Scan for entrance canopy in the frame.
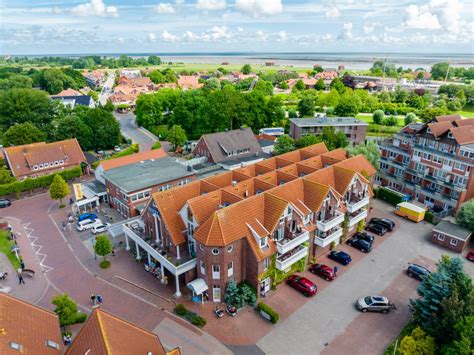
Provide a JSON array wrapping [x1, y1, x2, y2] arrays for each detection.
[[187, 278, 208, 295]]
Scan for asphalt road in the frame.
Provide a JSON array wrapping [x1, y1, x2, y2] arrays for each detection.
[[98, 73, 115, 106], [113, 111, 158, 151]]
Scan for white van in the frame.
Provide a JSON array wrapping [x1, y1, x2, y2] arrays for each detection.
[[77, 219, 103, 232]]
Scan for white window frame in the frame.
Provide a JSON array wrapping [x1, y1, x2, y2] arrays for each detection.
[[213, 285, 221, 302], [212, 264, 220, 279], [449, 238, 458, 246], [437, 234, 445, 241], [259, 237, 267, 249], [227, 261, 233, 277]]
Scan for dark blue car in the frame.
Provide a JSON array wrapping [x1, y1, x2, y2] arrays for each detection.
[[78, 213, 97, 222], [328, 250, 352, 265], [347, 238, 372, 253], [407, 264, 430, 281]]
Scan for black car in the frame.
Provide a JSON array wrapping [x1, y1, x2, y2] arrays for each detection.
[[353, 232, 375, 243], [328, 250, 352, 265], [0, 199, 11, 208], [407, 264, 431, 281], [366, 223, 387, 236], [347, 238, 372, 253], [369, 218, 395, 232]]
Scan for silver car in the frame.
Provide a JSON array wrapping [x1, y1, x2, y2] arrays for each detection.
[[355, 296, 396, 314]]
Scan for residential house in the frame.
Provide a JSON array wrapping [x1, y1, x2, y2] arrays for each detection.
[[51, 94, 95, 109], [192, 127, 266, 169], [54, 88, 82, 96], [315, 70, 338, 81], [110, 76, 155, 107], [122, 143, 376, 299], [119, 69, 141, 78], [2, 139, 86, 180], [83, 70, 105, 88], [0, 293, 62, 354], [178, 75, 204, 90], [104, 156, 196, 218], [66, 308, 180, 355], [377, 115, 474, 217], [255, 133, 277, 154], [431, 219, 471, 253], [290, 117, 368, 145]]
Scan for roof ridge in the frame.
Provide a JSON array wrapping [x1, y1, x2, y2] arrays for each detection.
[[0, 293, 58, 317], [96, 310, 111, 354]]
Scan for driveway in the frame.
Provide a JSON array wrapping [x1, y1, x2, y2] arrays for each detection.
[[257, 200, 474, 354], [113, 111, 158, 151]]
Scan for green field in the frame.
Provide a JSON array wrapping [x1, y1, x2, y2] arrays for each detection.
[[456, 105, 474, 118], [356, 113, 407, 127]]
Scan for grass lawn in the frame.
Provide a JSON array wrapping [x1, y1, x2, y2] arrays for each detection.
[[456, 104, 474, 118], [356, 113, 406, 127], [0, 231, 21, 270], [383, 321, 415, 355]]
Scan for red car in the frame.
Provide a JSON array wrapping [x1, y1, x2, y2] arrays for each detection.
[[467, 250, 474, 262], [309, 264, 336, 281], [286, 275, 318, 297]]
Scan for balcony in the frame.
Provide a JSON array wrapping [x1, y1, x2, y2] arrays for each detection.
[[276, 230, 310, 255], [314, 227, 342, 248], [348, 209, 368, 227], [347, 196, 370, 213], [276, 245, 308, 271], [317, 210, 345, 232]]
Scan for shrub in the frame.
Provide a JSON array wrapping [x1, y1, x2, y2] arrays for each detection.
[[367, 124, 400, 134], [376, 186, 404, 205], [424, 211, 434, 224], [74, 312, 87, 324], [384, 115, 398, 126], [151, 141, 162, 150], [174, 304, 206, 327], [99, 260, 111, 269], [174, 304, 187, 316], [405, 112, 416, 125], [373, 110, 385, 124], [256, 302, 279, 324]]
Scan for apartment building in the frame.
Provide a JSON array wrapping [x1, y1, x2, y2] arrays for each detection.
[[289, 117, 368, 145], [377, 114, 474, 217], [122, 143, 375, 300]]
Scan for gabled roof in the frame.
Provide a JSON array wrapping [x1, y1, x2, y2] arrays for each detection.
[[53, 88, 82, 96], [65, 308, 168, 355], [434, 114, 463, 123], [2, 138, 86, 178], [428, 121, 453, 138], [0, 293, 62, 354], [449, 126, 474, 145], [334, 155, 377, 177], [194, 128, 263, 163], [100, 149, 167, 171]]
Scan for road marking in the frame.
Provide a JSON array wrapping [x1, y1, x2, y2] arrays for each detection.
[[23, 222, 54, 273]]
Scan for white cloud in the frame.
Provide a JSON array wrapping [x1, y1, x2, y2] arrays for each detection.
[[154, 3, 175, 14], [237, 26, 244, 32], [196, 0, 226, 10], [404, 4, 441, 30], [71, 0, 118, 17], [161, 30, 178, 42], [322, 33, 332, 40], [183, 31, 199, 41], [148, 32, 156, 42], [338, 22, 353, 39], [118, 36, 124, 43], [325, 7, 340, 18], [363, 23, 376, 34], [278, 30, 287, 41], [430, 0, 463, 33], [201, 26, 231, 41], [235, 0, 283, 17]]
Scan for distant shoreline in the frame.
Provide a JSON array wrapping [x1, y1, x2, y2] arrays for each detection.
[[5, 52, 473, 70]]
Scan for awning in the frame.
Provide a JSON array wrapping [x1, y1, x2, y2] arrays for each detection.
[[75, 196, 99, 207], [187, 278, 208, 295]]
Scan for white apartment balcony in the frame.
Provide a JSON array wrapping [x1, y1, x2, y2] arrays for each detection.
[[347, 196, 370, 214], [314, 227, 343, 248], [316, 211, 345, 232], [276, 230, 310, 255], [276, 245, 308, 271], [348, 209, 368, 227]]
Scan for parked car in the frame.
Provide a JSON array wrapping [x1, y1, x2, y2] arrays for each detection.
[[77, 219, 102, 232], [353, 232, 375, 243], [370, 218, 395, 232], [366, 223, 387, 236], [78, 213, 97, 222], [0, 286, 12, 294], [356, 296, 395, 314], [407, 264, 431, 281], [114, 145, 121, 152], [347, 238, 372, 253], [92, 223, 110, 235], [286, 275, 318, 297], [0, 198, 11, 208], [467, 251, 474, 262], [328, 250, 352, 265], [309, 264, 336, 281]]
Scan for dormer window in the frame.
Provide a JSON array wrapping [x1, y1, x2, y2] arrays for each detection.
[[259, 237, 267, 248], [39, 164, 44, 169], [33, 165, 38, 171], [427, 128, 431, 133], [448, 132, 453, 138]]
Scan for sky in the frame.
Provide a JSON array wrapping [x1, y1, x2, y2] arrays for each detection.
[[1, 0, 474, 55]]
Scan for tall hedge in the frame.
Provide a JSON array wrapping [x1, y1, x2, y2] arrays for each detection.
[[374, 186, 404, 206], [0, 166, 81, 197]]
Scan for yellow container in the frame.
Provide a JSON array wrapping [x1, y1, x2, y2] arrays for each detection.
[[395, 202, 426, 223]]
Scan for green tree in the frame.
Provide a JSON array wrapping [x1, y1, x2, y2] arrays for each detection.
[[319, 126, 349, 150], [288, 108, 298, 118], [278, 81, 289, 90], [148, 70, 165, 84], [2, 122, 46, 147], [431, 62, 451, 81], [405, 113, 416, 125], [456, 200, 474, 231], [147, 55, 161, 65], [298, 98, 315, 117], [347, 140, 380, 168], [204, 78, 221, 90], [78, 108, 121, 150], [52, 293, 86, 326], [372, 109, 385, 124], [94, 234, 112, 262], [419, 107, 450, 123], [295, 135, 319, 148], [315, 78, 325, 91], [0, 74, 33, 90], [254, 80, 274, 96], [330, 77, 346, 94], [49, 174, 70, 207], [274, 135, 295, 155], [0, 167, 15, 184], [334, 94, 361, 117], [224, 281, 243, 307], [241, 64, 252, 75], [384, 115, 398, 126], [399, 327, 436, 355], [168, 124, 187, 149], [322, 89, 341, 107], [54, 115, 94, 151], [442, 316, 474, 355], [294, 79, 305, 91]]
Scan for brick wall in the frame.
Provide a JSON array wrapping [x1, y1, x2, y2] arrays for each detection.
[[431, 231, 466, 253]]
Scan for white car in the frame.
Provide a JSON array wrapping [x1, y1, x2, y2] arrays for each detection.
[[0, 286, 12, 294], [92, 223, 110, 235], [114, 145, 121, 152], [77, 219, 103, 232]]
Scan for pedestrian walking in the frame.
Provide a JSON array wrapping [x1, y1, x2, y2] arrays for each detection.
[[62, 221, 67, 231], [333, 265, 338, 277], [96, 294, 103, 305], [91, 294, 96, 306], [18, 271, 25, 285], [20, 259, 25, 271], [112, 247, 116, 256]]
